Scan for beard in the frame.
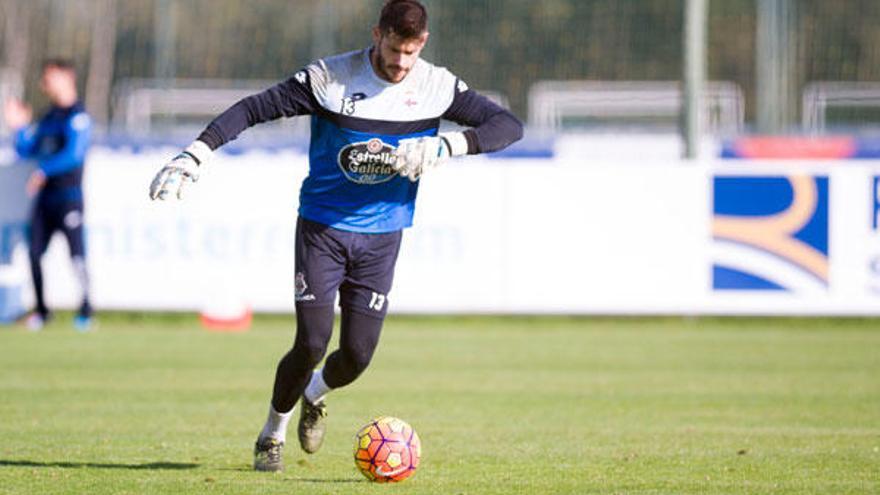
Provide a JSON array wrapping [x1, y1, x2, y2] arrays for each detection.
[[373, 50, 408, 83]]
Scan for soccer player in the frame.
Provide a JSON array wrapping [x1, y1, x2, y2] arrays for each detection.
[[4, 59, 93, 332], [148, 0, 522, 471]]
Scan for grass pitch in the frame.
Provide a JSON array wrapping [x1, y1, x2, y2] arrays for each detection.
[[0, 314, 878, 494]]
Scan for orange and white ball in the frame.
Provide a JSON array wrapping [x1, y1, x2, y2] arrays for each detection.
[[353, 416, 421, 483]]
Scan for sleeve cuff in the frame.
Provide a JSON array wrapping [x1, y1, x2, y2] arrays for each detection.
[[462, 129, 480, 155], [184, 140, 214, 165], [439, 131, 469, 157]]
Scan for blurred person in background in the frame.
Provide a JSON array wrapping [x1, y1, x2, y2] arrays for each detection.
[[3, 59, 94, 332], [148, 0, 522, 471]]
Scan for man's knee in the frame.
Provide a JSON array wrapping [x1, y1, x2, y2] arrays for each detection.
[[278, 338, 326, 379], [339, 339, 376, 374], [320, 306, 385, 389], [293, 340, 328, 368], [323, 347, 371, 389], [290, 303, 335, 367]]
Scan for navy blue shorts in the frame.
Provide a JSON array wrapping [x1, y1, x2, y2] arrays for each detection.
[[30, 199, 86, 259], [294, 217, 402, 317]]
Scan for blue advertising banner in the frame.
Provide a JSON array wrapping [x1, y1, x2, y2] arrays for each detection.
[[712, 175, 829, 292]]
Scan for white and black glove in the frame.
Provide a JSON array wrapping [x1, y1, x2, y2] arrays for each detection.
[[392, 132, 469, 182], [149, 141, 214, 200]]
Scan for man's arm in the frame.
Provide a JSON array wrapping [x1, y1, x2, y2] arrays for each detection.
[[37, 112, 92, 177], [441, 83, 524, 155], [149, 71, 317, 200], [5, 99, 37, 158], [196, 73, 317, 150], [392, 80, 524, 181], [13, 127, 39, 159]]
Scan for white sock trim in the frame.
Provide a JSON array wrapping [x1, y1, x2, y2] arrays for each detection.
[[304, 368, 332, 404], [259, 404, 294, 443]]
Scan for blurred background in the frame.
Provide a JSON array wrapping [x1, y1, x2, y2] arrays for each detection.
[[2, 0, 880, 137], [1, 0, 880, 317]]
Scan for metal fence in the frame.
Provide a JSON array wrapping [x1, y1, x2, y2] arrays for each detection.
[[1, 0, 879, 134]]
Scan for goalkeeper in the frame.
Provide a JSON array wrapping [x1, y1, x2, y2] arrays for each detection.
[[149, 0, 522, 472]]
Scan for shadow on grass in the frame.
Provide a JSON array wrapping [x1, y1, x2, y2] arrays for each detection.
[[288, 477, 366, 484], [219, 467, 366, 483], [0, 459, 199, 470]]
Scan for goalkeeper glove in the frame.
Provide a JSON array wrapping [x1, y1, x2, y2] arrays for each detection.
[[149, 141, 213, 200], [392, 132, 468, 182]]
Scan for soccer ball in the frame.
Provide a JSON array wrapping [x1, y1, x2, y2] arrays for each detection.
[[353, 416, 421, 483]]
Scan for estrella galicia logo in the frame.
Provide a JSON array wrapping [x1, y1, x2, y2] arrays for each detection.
[[337, 138, 398, 185], [712, 175, 829, 292]]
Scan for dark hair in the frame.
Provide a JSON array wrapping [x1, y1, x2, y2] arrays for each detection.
[[378, 0, 427, 39], [42, 58, 76, 75]]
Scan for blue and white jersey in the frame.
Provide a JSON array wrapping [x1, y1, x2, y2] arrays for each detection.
[[198, 47, 523, 233]]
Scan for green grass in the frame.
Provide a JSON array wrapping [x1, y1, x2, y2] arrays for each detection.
[[0, 314, 878, 494]]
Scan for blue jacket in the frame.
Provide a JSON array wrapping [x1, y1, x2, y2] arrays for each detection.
[[14, 102, 92, 203]]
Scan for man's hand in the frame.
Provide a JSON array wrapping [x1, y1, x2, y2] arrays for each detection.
[[392, 132, 468, 182], [25, 170, 46, 197], [149, 141, 213, 200], [4, 99, 32, 131]]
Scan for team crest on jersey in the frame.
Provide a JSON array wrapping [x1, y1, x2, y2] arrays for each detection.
[[295, 272, 315, 301], [337, 138, 398, 185]]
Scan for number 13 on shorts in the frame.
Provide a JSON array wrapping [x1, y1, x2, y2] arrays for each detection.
[[369, 292, 386, 311]]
